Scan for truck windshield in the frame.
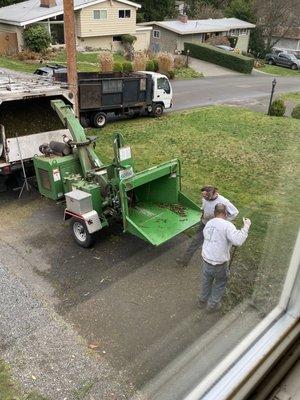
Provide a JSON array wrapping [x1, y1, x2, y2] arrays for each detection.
[[157, 77, 171, 94]]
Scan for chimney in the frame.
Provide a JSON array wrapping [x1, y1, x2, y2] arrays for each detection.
[[178, 14, 188, 23], [40, 0, 56, 7]]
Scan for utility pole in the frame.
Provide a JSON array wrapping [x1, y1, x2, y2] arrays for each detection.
[[63, 0, 79, 116]]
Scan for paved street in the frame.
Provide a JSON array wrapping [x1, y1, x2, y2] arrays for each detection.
[[171, 75, 300, 111]]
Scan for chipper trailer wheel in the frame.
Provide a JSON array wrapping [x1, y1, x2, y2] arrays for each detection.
[[93, 112, 107, 128], [71, 218, 95, 248]]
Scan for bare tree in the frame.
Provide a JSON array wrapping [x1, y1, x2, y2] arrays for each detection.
[[254, 0, 300, 51]]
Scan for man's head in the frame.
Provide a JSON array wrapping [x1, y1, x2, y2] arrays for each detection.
[[214, 203, 227, 219], [201, 186, 218, 201]]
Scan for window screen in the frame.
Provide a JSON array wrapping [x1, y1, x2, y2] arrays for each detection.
[[102, 80, 122, 93], [93, 9, 107, 20]]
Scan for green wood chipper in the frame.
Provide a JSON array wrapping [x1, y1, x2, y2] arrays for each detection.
[[33, 100, 200, 247]]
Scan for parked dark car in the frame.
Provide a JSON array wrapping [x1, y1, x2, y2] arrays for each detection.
[[265, 52, 300, 70]]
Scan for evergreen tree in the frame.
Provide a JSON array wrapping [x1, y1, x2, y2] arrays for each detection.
[[137, 0, 176, 22]]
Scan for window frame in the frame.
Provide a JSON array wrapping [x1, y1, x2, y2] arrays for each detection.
[[183, 230, 300, 400], [118, 9, 131, 19], [153, 29, 160, 39], [92, 9, 108, 20]]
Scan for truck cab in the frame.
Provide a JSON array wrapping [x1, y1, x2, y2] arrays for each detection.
[[141, 71, 173, 112]]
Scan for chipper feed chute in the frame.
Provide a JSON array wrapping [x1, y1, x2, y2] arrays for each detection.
[[119, 160, 201, 246]]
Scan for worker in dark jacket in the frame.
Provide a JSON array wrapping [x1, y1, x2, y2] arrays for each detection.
[[177, 186, 239, 267], [199, 203, 251, 312]]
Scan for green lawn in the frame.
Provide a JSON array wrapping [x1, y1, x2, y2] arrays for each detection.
[[257, 64, 300, 77], [279, 92, 300, 103], [0, 51, 127, 74], [0, 359, 47, 400], [90, 106, 300, 313]]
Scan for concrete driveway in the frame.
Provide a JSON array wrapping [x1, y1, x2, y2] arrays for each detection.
[[189, 57, 241, 77]]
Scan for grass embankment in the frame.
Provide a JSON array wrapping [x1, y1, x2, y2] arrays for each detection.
[[0, 51, 200, 78], [257, 64, 300, 77], [280, 92, 300, 103], [90, 106, 300, 314], [0, 51, 126, 73], [0, 359, 47, 400]]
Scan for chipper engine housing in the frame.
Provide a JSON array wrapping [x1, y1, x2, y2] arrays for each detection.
[[33, 100, 200, 247]]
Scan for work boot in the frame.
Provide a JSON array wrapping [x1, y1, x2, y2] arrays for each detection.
[[176, 258, 187, 267], [206, 303, 222, 313], [198, 299, 207, 309]]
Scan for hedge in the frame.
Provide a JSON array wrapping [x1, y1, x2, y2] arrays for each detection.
[[184, 42, 254, 74]]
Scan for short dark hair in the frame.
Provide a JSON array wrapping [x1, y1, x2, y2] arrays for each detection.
[[214, 203, 227, 216], [201, 185, 218, 193]]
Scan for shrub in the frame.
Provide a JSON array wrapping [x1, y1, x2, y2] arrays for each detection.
[[184, 42, 254, 74], [291, 104, 300, 119], [99, 51, 113, 72], [16, 50, 39, 61], [269, 99, 286, 117], [121, 34, 136, 60], [122, 61, 133, 72], [152, 58, 159, 72], [23, 25, 51, 53], [168, 69, 175, 79], [157, 52, 174, 74], [205, 36, 230, 47], [113, 62, 123, 72], [133, 51, 146, 71], [174, 55, 186, 69], [146, 59, 155, 71]]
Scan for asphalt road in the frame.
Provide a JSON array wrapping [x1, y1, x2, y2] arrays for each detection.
[[171, 74, 300, 111]]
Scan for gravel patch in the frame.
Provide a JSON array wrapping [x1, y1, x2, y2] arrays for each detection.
[[0, 264, 138, 399]]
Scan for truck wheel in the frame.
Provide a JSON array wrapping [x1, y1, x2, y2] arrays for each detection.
[[152, 104, 164, 117], [93, 112, 107, 128], [71, 218, 95, 248], [80, 115, 90, 128], [268, 59, 274, 65], [291, 64, 298, 70]]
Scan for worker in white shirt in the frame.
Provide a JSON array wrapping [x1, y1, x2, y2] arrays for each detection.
[[178, 186, 239, 267], [199, 203, 251, 312]]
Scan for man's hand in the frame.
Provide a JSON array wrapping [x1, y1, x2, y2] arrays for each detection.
[[243, 217, 251, 230]]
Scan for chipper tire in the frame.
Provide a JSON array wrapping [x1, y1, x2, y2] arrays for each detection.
[[93, 112, 107, 128], [71, 218, 95, 248]]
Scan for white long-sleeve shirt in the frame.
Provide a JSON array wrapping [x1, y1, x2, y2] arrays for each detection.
[[202, 194, 239, 225], [202, 217, 249, 265]]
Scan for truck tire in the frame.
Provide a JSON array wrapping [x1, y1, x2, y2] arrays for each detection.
[[80, 115, 90, 128], [93, 112, 107, 128], [71, 218, 95, 248], [291, 64, 298, 70], [268, 59, 274, 65], [152, 103, 164, 117]]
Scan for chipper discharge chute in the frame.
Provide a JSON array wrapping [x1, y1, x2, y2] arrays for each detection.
[[33, 99, 200, 247]]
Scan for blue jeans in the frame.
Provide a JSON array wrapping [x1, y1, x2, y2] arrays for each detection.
[[199, 260, 229, 309], [182, 222, 205, 265]]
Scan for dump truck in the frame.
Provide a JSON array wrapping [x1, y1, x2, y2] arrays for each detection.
[[0, 71, 73, 182], [33, 100, 200, 247], [54, 71, 173, 128]]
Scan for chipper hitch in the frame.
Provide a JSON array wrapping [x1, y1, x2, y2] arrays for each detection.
[[33, 100, 200, 247]]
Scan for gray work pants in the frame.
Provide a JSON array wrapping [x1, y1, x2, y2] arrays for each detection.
[[182, 222, 205, 265], [199, 260, 229, 309]]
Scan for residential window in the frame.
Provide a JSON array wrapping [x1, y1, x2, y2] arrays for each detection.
[[113, 36, 122, 42], [153, 30, 160, 39], [102, 79, 122, 93], [119, 9, 131, 18], [93, 9, 107, 20]]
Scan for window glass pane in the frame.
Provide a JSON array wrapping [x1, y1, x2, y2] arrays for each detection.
[[157, 77, 170, 93], [140, 78, 146, 91], [119, 9, 124, 18], [93, 10, 100, 19]]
